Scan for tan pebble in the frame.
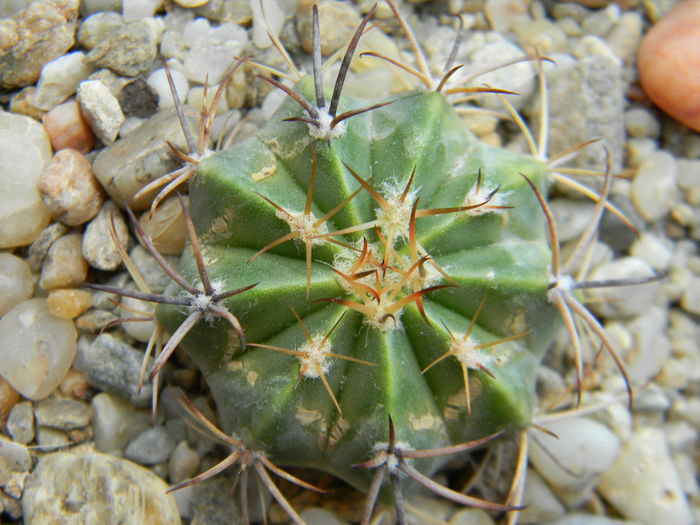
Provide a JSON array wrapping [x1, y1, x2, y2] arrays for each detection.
[[0, 378, 20, 426], [59, 369, 90, 399], [173, 0, 210, 7], [47, 289, 93, 319], [43, 100, 94, 153], [9, 86, 45, 121], [38, 149, 105, 226], [39, 233, 89, 290], [139, 195, 187, 255]]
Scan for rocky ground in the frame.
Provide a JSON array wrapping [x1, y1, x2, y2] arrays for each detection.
[[0, 0, 699, 524]]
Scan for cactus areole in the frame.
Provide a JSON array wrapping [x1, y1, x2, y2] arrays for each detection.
[[157, 76, 559, 491]]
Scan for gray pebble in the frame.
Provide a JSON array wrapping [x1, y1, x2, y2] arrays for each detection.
[[130, 244, 179, 294], [78, 11, 124, 49], [27, 222, 68, 273], [39, 233, 88, 290], [118, 78, 159, 119], [34, 398, 92, 430], [74, 334, 153, 407], [86, 18, 163, 77], [6, 401, 35, 445], [300, 507, 349, 525], [91, 392, 150, 452], [77, 79, 125, 144], [82, 200, 129, 271], [449, 509, 496, 525], [0, 436, 31, 472], [35, 425, 71, 450], [75, 308, 118, 333], [587, 257, 660, 318], [581, 4, 620, 36], [125, 426, 176, 465], [631, 150, 679, 222], [625, 107, 661, 139], [168, 440, 199, 484], [550, 198, 596, 243]]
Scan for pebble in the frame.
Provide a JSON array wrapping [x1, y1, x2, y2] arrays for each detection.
[[91, 392, 150, 452], [74, 334, 153, 407], [8, 86, 45, 121], [80, 0, 123, 16], [59, 369, 90, 399], [120, 294, 157, 343], [47, 288, 93, 319], [34, 398, 92, 431], [39, 233, 89, 290], [624, 307, 671, 385], [449, 508, 496, 525], [0, 0, 79, 89], [38, 148, 105, 226], [77, 11, 124, 50], [22, 451, 181, 524], [631, 150, 679, 222], [27, 222, 68, 272], [77, 79, 126, 144], [176, 0, 210, 7], [0, 254, 34, 317], [518, 468, 565, 524], [125, 426, 176, 465], [545, 515, 642, 525], [625, 107, 661, 139], [629, 232, 673, 272], [92, 108, 199, 210], [296, 0, 361, 55], [680, 274, 700, 316], [33, 52, 94, 111], [484, 0, 530, 32], [81, 201, 129, 271], [637, 0, 700, 132], [168, 440, 199, 484], [0, 299, 77, 400], [0, 378, 20, 427], [598, 427, 693, 525], [146, 65, 190, 111], [118, 78, 159, 119], [0, 111, 52, 249], [586, 257, 659, 318], [86, 18, 163, 77], [130, 245, 180, 293], [139, 197, 188, 256], [300, 507, 349, 525], [6, 402, 34, 445], [182, 18, 248, 84], [550, 199, 597, 243], [0, 436, 31, 472], [250, 0, 284, 50], [606, 11, 643, 65], [75, 309, 119, 333], [0, 1, 30, 18], [42, 99, 95, 153], [122, 0, 162, 22], [529, 417, 620, 498]]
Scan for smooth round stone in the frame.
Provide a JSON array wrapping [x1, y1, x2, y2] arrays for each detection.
[[168, 441, 199, 484], [250, 0, 284, 49], [0, 377, 20, 428], [296, 0, 360, 55], [122, 0, 162, 22], [82, 201, 129, 271], [146, 66, 189, 110], [91, 392, 150, 452], [587, 257, 660, 318], [42, 99, 95, 153], [47, 289, 93, 319], [6, 401, 34, 445], [34, 52, 94, 111], [125, 426, 176, 465], [0, 254, 34, 316], [35, 398, 92, 430], [120, 294, 156, 343], [0, 435, 31, 472], [0, 111, 52, 248], [300, 507, 349, 525], [0, 299, 77, 400], [38, 149, 105, 226], [631, 150, 678, 222], [39, 233, 89, 290], [518, 468, 565, 523], [182, 18, 247, 84], [174, 0, 209, 7], [27, 222, 68, 273], [22, 451, 181, 525]]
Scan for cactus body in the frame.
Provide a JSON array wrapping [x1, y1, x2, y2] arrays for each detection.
[[158, 76, 559, 491]]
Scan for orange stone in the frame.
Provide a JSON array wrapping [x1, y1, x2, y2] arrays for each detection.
[[47, 288, 93, 319], [0, 378, 20, 425], [43, 99, 95, 153], [638, 0, 700, 132]]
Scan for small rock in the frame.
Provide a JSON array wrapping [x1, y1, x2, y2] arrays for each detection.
[[625, 107, 661, 139], [92, 108, 199, 210], [122, 0, 162, 22], [598, 427, 693, 525], [34, 398, 92, 431], [91, 392, 150, 452], [0, 254, 34, 316], [6, 402, 34, 445], [27, 222, 68, 272], [0, 436, 31, 472], [78, 11, 124, 49], [587, 257, 660, 318], [630, 232, 673, 272], [0, 378, 20, 427], [0, 1, 30, 18], [0, 299, 77, 400], [80, 0, 123, 17], [74, 334, 153, 407], [680, 274, 700, 316], [606, 12, 643, 65], [182, 18, 248, 84], [518, 468, 565, 524], [22, 451, 181, 524], [146, 66, 190, 110], [58, 369, 90, 399], [47, 289, 93, 319], [42, 99, 95, 153], [484, 0, 530, 32], [35, 425, 70, 450], [296, 0, 361, 55], [120, 293, 156, 343], [82, 201, 129, 271], [118, 78, 159, 118], [176, 0, 210, 7], [0, 111, 52, 249], [125, 426, 176, 465], [75, 309, 119, 333], [8, 86, 45, 121], [545, 514, 641, 525], [631, 150, 678, 222], [0, 0, 80, 89], [38, 149, 105, 226], [624, 306, 671, 385], [168, 440, 199, 484], [87, 18, 163, 77], [138, 195, 188, 256], [39, 233, 89, 290], [551, 199, 597, 243], [77, 79, 125, 145], [449, 508, 496, 525], [300, 507, 349, 525], [250, 0, 284, 50], [34, 52, 94, 111]]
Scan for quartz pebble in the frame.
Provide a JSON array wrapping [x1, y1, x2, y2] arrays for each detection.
[[182, 18, 248, 84], [625, 306, 671, 384], [120, 294, 156, 343], [42, 99, 95, 153], [631, 150, 678, 222], [250, 0, 284, 50], [78, 11, 124, 49], [47, 289, 93, 319], [122, 0, 162, 22], [8, 86, 45, 121], [139, 195, 188, 255], [34, 52, 94, 111], [518, 468, 566, 524], [449, 509, 496, 525], [77, 79, 125, 144], [168, 440, 199, 484], [587, 257, 659, 318], [129, 245, 178, 292], [598, 427, 693, 525], [82, 201, 129, 271], [0, 254, 34, 316], [125, 426, 176, 465], [22, 451, 181, 525], [6, 402, 34, 445], [300, 507, 349, 525], [38, 148, 104, 226], [0, 0, 80, 89], [39, 233, 89, 290], [27, 222, 68, 272], [59, 369, 90, 399], [0, 378, 20, 428], [0, 299, 77, 400], [0, 111, 52, 248], [74, 334, 153, 407], [146, 66, 190, 110], [91, 392, 150, 452]]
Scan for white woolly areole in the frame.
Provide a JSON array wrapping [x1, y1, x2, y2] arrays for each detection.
[[308, 111, 346, 140], [464, 181, 508, 214], [277, 209, 328, 245], [298, 334, 332, 378], [547, 274, 575, 302], [448, 337, 493, 370], [375, 181, 417, 244]]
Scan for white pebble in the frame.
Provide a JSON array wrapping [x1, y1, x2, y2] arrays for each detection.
[[518, 468, 565, 523], [250, 0, 285, 49], [631, 150, 679, 222], [624, 306, 670, 384], [91, 392, 150, 452], [146, 66, 189, 109], [77, 79, 125, 144], [0, 254, 34, 317], [34, 52, 95, 111], [122, 0, 162, 22], [598, 427, 693, 525], [630, 232, 673, 271], [587, 257, 659, 318], [182, 18, 248, 84], [0, 299, 77, 400]]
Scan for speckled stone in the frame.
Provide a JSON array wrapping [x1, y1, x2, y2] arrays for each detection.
[[81, 201, 129, 271], [34, 398, 92, 430], [77, 79, 125, 144], [22, 451, 181, 525], [39, 233, 89, 290], [6, 401, 34, 445]]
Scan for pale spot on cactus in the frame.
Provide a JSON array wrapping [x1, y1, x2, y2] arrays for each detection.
[[295, 407, 323, 426], [226, 361, 243, 372], [246, 370, 259, 385], [307, 111, 346, 140], [408, 413, 441, 431], [297, 333, 332, 378], [250, 165, 276, 181]]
